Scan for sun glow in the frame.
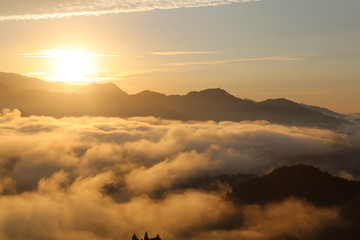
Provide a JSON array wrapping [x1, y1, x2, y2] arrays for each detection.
[[42, 48, 98, 83]]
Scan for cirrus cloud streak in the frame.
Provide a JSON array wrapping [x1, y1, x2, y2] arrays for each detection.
[[165, 56, 305, 67], [0, 0, 260, 21]]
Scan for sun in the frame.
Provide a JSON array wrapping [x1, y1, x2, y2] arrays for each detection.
[[46, 48, 97, 83]]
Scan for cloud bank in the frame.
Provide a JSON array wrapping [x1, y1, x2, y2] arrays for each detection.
[[0, 0, 259, 21], [0, 108, 359, 239]]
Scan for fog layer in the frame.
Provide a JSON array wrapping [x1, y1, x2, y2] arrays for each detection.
[[0, 109, 358, 240]]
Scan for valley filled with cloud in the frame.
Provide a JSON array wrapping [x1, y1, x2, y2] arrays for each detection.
[[1, 0, 360, 238], [1, 108, 359, 240]]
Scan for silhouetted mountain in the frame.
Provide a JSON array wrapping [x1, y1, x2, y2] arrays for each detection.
[[0, 72, 349, 127], [136, 90, 167, 98], [79, 83, 128, 96], [301, 103, 347, 119], [0, 72, 49, 89], [229, 165, 360, 240], [229, 164, 360, 206], [0, 72, 81, 92], [185, 88, 239, 102]]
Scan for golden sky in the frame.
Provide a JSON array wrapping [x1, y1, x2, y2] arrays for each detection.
[[0, 0, 359, 113]]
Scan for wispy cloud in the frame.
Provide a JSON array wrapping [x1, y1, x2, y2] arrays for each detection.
[[165, 56, 305, 67], [87, 68, 183, 81], [22, 48, 122, 58], [286, 90, 331, 96], [148, 51, 220, 56], [0, 0, 259, 21]]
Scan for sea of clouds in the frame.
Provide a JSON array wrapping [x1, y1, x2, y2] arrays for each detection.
[[0, 108, 359, 240]]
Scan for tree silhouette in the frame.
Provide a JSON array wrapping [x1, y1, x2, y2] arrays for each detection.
[[144, 232, 149, 240], [132, 234, 139, 240]]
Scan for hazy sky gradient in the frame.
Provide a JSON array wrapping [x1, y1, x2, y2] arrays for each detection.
[[0, 0, 359, 113]]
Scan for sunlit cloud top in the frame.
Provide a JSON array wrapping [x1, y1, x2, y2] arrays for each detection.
[[0, 0, 259, 21]]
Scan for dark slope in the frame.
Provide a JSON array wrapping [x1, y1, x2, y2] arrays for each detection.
[[0, 72, 81, 92], [301, 103, 346, 118], [229, 165, 360, 240], [0, 72, 49, 89], [229, 164, 360, 206], [0, 73, 347, 127], [79, 83, 128, 96]]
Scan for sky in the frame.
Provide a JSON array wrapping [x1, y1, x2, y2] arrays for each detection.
[[0, 0, 359, 113]]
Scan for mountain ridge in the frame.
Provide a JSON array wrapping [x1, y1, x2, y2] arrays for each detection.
[[229, 164, 360, 206], [228, 165, 360, 240], [0, 72, 349, 127]]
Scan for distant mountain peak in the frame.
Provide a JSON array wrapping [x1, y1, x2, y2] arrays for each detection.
[[80, 83, 127, 95], [187, 88, 230, 95], [186, 88, 240, 101], [259, 98, 298, 106], [269, 164, 328, 177], [136, 90, 167, 98]]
